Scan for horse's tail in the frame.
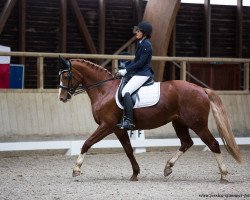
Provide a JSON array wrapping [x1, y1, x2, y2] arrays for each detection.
[[205, 88, 243, 164]]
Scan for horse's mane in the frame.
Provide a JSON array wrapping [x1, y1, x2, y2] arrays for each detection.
[[70, 59, 113, 77]]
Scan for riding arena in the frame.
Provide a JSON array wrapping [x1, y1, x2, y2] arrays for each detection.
[[0, 0, 250, 199]]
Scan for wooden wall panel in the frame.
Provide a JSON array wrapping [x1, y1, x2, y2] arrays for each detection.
[[211, 5, 237, 57], [175, 3, 204, 57], [0, 0, 19, 67], [243, 6, 250, 58], [105, 0, 135, 54], [0, 91, 249, 140], [67, 0, 98, 54], [188, 64, 240, 90], [0, 1, 250, 88], [25, 0, 60, 88], [0, 91, 98, 139]]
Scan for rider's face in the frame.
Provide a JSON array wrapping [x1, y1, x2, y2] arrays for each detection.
[[135, 30, 143, 40]]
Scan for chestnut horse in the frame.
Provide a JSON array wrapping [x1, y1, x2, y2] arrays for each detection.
[[58, 57, 243, 182]]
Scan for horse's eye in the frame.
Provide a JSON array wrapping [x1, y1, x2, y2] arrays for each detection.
[[62, 73, 68, 79]]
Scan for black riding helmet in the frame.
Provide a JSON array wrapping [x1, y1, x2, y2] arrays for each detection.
[[133, 21, 152, 38]]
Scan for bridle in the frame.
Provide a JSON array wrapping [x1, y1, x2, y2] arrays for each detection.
[[58, 62, 118, 96], [58, 67, 83, 96]]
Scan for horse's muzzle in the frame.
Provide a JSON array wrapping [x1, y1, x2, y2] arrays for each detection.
[[60, 97, 68, 103], [60, 93, 72, 103]]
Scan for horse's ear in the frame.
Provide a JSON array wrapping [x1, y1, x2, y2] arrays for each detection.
[[58, 55, 71, 69]]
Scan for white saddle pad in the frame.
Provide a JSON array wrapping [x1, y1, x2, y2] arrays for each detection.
[[115, 82, 160, 109]]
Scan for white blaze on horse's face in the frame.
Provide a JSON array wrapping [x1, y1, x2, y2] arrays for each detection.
[[58, 71, 72, 103], [58, 80, 63, 100]]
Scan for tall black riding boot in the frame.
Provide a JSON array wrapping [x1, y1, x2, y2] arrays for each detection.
[[116, 92, 135, 130]]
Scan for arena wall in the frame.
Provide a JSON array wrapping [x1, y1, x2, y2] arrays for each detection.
[[0, 90, 249, 141]]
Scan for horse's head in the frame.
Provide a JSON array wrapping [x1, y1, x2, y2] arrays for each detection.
[[58, 56, 82, 102]]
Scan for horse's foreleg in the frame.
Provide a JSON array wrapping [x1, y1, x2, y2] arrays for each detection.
[[72, 125, 112, 177], [73, 153, 86, 177], [115, 130, 140, 181]]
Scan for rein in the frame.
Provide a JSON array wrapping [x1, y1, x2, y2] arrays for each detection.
[[74, 77, 117, 95]]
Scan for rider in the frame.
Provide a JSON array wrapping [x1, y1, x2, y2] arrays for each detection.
[[116, 21, 154, 130]]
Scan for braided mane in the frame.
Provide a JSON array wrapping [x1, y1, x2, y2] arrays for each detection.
[[70, 59, 113, 77]]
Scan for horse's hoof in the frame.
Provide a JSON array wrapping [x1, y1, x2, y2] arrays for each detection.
[[72, 170, 81, 177], [129, 176, 138, 181], [164, 167, 172, 177], [220, 178, 229, 183]]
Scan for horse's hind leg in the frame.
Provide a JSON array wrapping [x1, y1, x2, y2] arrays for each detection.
[[195, 126, 228, 182], [164, 120, 193, 177], [114, 130, 140, 181]]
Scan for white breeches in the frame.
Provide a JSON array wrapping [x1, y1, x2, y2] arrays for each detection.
[[122, 75, 150, 97]]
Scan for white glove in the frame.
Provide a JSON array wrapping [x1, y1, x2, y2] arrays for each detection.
[[117, 69, 127, 76]]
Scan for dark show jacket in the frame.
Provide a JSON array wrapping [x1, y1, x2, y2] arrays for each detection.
[[126, 38, 154, 77]]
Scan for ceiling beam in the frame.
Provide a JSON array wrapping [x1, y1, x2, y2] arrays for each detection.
[[98, 0, 105, 54], [69, 0, 97, 54], [236, 0, 243, 58], [169, 24, 176, 80], [19, 0, 26, 64], [143, 0, 181, 81], [133, 0, 143, 24], [0, 0, 17, 34], [204, 0, 211, 57], [60, 0, 67, 53]]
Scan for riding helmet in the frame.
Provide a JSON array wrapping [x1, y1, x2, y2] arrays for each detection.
[[133, 21, 152, 37]]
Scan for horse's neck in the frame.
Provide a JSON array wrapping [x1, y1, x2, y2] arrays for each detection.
[[77, 62, 115, 103], [86, 78, 116, 106]]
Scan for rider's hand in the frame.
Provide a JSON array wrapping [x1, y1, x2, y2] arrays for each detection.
[[117, 69, 127, 76]]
